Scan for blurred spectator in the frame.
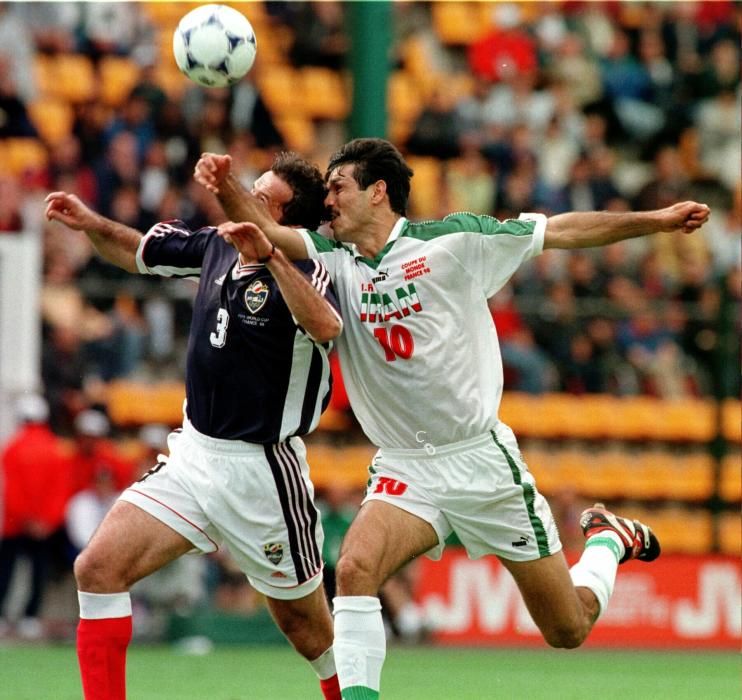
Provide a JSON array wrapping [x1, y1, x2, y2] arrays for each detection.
[[289, 1, 348, 70], [0, 395, 70, 639], [103, 90, 156, 163], [0, 176, 25, 233], [634, 145, 692, 211], [93, 131, 142, 218], [616, 303, 692, 397], [13, 0, 79, 54], [0, 55, 38, 137], [444, 146, 497, 215], [561, 333, 605, 394], [67, 409, 136, 495], [0, 5, 37, 103], [47, 134, 98, 204], [41, 324, 88, 435], [80, 2, 154, 62], [701, 187, 742, 275], [405, 86, 460, 160], [546, 32, 603, 108], [467, 3, 537, 83], [694, 88, 741, 191], [65, 466, 119, 555]]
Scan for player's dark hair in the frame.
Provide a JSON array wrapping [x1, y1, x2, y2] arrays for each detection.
[[271, 151, 328, 230], [326, 138, 413, 216]]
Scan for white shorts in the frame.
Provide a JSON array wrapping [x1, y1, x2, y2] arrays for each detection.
[[364, 422, 561, 562], [120, 420, 324, 600]]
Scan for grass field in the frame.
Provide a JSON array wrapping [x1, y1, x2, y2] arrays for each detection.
[[0, 643, 739, 699]]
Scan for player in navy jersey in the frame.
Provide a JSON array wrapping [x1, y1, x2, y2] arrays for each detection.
[[45, 152, 343, 700], [195, 140, 710, 699]]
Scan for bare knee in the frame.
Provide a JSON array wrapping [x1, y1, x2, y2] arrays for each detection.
[[334, 552, 381, 596], [541, 621, 590, 649], [74, 547, 131, 592]]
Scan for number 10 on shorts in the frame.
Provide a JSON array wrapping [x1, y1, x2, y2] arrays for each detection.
[[373, 324, 414, 361]]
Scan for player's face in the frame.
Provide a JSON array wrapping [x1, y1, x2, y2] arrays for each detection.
[[251, 171, 294, 224], [324, 164, 372, 242]]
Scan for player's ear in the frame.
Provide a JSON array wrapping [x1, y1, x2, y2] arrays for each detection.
[[371, 180, 387, 205]]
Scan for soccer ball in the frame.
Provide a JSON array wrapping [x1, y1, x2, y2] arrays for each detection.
[[173, 4, 257, 88]]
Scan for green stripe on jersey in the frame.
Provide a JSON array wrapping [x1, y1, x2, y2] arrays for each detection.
[[491, 432, 550, 557], [342, 686, 380, 699], [403, 213, 537, 241]]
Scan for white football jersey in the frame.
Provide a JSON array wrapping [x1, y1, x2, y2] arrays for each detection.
[[299, 212, 546, 449]]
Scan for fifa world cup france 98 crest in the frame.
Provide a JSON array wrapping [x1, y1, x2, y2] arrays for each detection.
[[263, 543, 284, 565]]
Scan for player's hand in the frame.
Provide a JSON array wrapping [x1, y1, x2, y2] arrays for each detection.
[[218, 221, 274, 262], [660, 201, 711, 234], [194, 153, 232, 194], [44, 192, 98, 231]]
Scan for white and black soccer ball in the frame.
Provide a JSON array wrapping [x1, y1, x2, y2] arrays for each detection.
[[173, 4, 257, 88]]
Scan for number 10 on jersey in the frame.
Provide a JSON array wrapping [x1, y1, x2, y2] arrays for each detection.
[[373, 324, 414, 361]]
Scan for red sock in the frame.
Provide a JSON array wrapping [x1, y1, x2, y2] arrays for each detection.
[[320, 674, 342, 700], [77, 616, 132, 700]]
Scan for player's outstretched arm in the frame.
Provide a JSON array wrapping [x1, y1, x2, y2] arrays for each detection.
[[543, 201, 711, 250], [219, 222, 341, 343], [194, 153, 310, 260], [44, 192, 142, 273]]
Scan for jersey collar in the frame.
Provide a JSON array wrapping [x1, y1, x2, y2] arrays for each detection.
[[353, 217, 408, 269]]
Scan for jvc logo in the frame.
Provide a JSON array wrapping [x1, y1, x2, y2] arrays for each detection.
[[374, 477, 408, 496]]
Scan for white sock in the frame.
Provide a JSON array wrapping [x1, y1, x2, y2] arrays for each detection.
[[569, 533, 622, 617], [78, 591, 132, 619], [309, 645, 336, 680], [333, 596, 385, 692]]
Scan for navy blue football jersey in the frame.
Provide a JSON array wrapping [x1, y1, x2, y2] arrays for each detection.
[[136, 220, 340, 443]]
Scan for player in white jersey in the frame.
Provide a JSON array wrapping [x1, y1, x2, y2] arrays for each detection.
[[195, 138, 710, 699]]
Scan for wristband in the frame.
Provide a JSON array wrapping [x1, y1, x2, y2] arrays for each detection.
[[257, 244, 275, 264]]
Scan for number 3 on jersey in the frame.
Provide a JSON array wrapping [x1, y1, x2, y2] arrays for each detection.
[[373, 324, 414, 361], [210, 308, 229, 348]]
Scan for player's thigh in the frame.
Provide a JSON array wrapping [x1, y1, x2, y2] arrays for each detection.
[[499, 551, 584, 631], [336, 500, 439, 593], [74, 500, 194, 591]]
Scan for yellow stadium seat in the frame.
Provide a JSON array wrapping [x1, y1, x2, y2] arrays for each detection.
[[722, 399, 741, 443], [719, 452, 741, 503], [388, 70, 424, 124], [53, 54, 97, 103], [718, 511, 741, 556], [27, 99, 74, 145], [98, 56, 142, 107], [634, 506, 712, 555], [657, 398, 716, 442], [3, 138, 49, 176], [305, 443, 376, 489], [275, 115, 315, 154], [431, 2, 489, 45], [405, 155, 443, 219], [255, 64, 304, 117], [299, 67, 350, 121], [107, 380, 185, 427]]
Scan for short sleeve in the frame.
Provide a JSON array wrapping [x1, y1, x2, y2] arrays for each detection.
[[435, 212, 546, 298], [136, 220, 214, 278]]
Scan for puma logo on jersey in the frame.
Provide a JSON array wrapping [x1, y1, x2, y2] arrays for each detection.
[[359, 282, 422, 323]]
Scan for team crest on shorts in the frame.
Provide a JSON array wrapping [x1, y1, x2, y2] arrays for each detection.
[[263, 543, 284, 565], [244, 280, 269, 314]]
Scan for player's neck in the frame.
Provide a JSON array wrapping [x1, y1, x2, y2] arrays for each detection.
[[354, 212, 401, 259]]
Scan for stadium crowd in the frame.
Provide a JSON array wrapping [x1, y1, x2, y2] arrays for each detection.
[[0, 1, 739, 642]]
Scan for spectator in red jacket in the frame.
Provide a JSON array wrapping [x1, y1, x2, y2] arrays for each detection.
[[68, 409, 136, 494], [0, 395, 71, 639]]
